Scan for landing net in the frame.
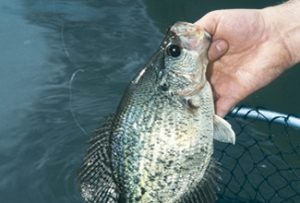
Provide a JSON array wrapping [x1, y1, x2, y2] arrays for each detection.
[[216, 106, 300, 202]]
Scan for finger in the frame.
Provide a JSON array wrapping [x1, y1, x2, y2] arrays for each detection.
[[208, 83, 231, 117], [215, 97, 235, 117], [194, 11, 219, 34], [208, 39, 229, 61]]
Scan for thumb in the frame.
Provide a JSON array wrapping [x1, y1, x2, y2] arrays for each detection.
[[208, 39, 228, 61], [195, 12, 228, 61]]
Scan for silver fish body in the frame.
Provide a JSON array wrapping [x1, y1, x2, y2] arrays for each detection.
[[79, 22, 235, 203]]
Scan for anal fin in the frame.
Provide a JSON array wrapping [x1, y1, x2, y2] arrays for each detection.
[[79, 115, 119, 203]]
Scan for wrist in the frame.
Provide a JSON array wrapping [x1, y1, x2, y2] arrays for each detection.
[[261, 1, 300, 69]]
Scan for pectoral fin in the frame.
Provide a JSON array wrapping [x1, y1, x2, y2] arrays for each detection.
[[213, 115, 236, 144]]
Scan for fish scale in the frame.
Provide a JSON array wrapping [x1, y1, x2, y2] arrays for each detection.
[[110, 82, 214, 202], [79, 22, 235, 203]]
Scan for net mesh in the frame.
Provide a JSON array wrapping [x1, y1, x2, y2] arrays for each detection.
[[216, 106, 300, 203]]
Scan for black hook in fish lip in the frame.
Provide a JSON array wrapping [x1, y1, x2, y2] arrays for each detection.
[[204, 30, 212, 42]]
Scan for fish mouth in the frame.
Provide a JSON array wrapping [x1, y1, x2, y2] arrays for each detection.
[[169, 22, 211, 51]]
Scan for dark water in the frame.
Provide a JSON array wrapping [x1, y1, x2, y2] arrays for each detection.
[[0, 0, 299, 202]]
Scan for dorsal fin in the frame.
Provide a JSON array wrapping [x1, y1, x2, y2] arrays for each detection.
[[79, 115, 119, 203], [179, 158, 221, 203]]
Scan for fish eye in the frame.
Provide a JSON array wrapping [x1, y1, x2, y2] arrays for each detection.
[[167, 44, 181, 58]]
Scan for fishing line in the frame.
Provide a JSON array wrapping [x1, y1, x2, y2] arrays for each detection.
[[69, 69, 89, 136], [60, 22, 89, 136]]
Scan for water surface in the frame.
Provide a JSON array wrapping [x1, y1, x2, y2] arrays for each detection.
[[0, 0, 299, 202]]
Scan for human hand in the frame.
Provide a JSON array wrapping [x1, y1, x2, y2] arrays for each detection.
[[195, 4, 300, 117]]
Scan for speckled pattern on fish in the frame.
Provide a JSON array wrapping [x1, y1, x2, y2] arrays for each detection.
[[79, 22, 235, 203]]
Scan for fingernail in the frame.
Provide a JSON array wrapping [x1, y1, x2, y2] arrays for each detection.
[[215, 40, 227, 53]]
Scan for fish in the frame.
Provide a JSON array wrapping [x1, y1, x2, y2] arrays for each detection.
[[79, 21, 236, 203]]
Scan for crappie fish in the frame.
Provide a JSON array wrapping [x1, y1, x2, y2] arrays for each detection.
[[79, 22, 235, 203]]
